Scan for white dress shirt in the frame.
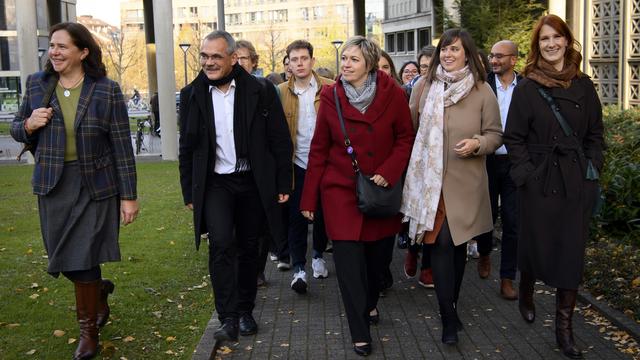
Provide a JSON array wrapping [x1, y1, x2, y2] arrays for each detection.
[[210, 80, 237, 174], [293, 77, 318, 169], [495, 73, 517, 155]]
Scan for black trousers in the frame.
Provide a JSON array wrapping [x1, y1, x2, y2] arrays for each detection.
[[431, 218, 467, 315], [203, 172, 266, 320], [332, 236, 394, 343], [288, 165, 328, 271], [257, 203, 288, 275], [476, 154, 519, 279]]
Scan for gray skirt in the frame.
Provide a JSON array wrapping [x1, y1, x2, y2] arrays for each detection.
[[38, 161, 121, 276]]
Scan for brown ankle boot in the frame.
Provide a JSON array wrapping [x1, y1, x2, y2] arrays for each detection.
[[477, 255, 491, 279], [73, 280, 100, 360], [96, 279, 115, 328], [556, 289, 583, 359], [518, 272, 535, 323]]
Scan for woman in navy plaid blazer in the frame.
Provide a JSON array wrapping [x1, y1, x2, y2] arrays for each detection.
[[10, 22, 138, 360]]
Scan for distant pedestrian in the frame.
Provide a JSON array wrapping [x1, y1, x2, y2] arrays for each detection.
[[377, 50, 401, 85], [504, 14, 604, 359], [401, 28, 502, 346], [11, 22, 138, 360], [301, 36, 414, 357]]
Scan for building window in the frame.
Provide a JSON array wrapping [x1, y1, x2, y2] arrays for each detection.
[[0, 0, 16, 31], [397, 32, 405, 52], [301, 8, 309, 21], [418, 28, 431, 48], [407, 31, 415, 52], [313, 6, 323, 20], [189, 7, 198, 17], [386, 33, 395, 53]]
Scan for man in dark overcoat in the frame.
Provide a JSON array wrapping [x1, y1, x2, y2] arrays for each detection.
[[178, 30, 293, 342]]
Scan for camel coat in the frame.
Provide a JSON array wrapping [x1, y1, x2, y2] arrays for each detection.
[[408, 78, 503, 246]]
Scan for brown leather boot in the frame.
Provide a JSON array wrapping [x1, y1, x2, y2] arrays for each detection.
[[477, 255, 491, 279], [519, 272, 535, 323], [500, 279, 518, 300], [73, 280, 100, 360], [96, 279, 115, 328], [556, 289, 583, 359]]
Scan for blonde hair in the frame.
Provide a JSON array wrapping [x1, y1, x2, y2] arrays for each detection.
[[341, 36, 381, 73]]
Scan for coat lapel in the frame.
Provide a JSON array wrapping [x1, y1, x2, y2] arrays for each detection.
[[74, 76, 96, 130]]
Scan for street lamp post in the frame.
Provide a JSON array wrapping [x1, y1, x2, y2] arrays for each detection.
[[179, 43, 191, 87], [37, 48, 46, 71], [331, 40, 344, 76]]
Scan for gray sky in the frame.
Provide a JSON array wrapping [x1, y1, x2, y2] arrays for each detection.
[[76, 0, 121, 27]]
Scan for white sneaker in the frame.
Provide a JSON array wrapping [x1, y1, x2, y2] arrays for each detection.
[[291, 270, 308, 294], [468, 241, 480, 259], [269, 253, 278, 262], [277, 261, 291, 271], [312, 258, 329, 279]]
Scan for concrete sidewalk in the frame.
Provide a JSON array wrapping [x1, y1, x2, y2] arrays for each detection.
[[193, 242, 634, 359]]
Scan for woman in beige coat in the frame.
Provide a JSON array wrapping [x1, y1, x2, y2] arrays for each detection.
[[401, 28, 502, 345]]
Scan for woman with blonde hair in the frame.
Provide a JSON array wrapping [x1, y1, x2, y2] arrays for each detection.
[[301, 36, 414, 356]]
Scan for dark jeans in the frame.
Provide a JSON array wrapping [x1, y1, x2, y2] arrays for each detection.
[[333, 236, 395, 343], [258, 204, 289, 274], [476, 154, 519, 280], [288, 164, 328, 271], [431, 219, 466, 314], [203, 172, 265, 320]]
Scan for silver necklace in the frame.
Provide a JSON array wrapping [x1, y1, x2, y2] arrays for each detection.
[[59, 75, 84, 97]]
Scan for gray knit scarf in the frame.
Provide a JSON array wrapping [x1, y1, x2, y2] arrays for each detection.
[[340, 72, 377, 113]]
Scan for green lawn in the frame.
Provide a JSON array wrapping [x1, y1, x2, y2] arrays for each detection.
[[0, 122, 10, 135], [0, 162, 213, 359]]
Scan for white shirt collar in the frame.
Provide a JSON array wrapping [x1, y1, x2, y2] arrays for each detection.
[[209, 79, 236, 95]]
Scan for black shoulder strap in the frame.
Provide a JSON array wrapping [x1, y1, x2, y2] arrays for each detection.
[[333, 87, 360, 173], [536, 86, 574, 137]]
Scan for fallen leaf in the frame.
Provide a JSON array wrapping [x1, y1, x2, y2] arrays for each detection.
[[218, 346, 232, 354], [68, 338, 76, 344], [156, 226, 165, 231], [29, 294, 39, 299], [30, 283, 39, 289], [165, 350, 175, 355], [280, 343, 290, 347], [245, 345, 253, 351], [631, 277, 640, 288], [152, 311, 162, 318], [53, 330, 66, 337], [166, 336, 176, 342], [25, 349, 36, 355], [123, 336, 135, 342], [169, 241, 175, 245], [26, 248, 33, 255], [6, 323, 20, 328]]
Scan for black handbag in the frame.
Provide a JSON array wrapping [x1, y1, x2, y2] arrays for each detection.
[[333, 87, 403, 218], [536, 87, 599, 180]]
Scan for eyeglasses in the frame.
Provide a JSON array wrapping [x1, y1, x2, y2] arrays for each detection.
[[403, 69, 418, 74], [199, 53, 226, 63], [488, 53, 515, 60]]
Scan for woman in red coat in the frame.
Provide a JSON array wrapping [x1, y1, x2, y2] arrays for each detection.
[[300, 36, 414, 356]]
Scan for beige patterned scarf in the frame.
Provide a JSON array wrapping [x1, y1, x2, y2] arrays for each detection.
[[400, 65, 475, 243]]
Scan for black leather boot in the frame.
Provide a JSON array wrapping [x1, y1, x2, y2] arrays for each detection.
[[556, 289, 583, 359], [519, 272, 535, 323]]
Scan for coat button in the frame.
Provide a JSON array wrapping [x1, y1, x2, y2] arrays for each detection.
[[367, 125, 373, 133], [553, 161, 558, 166], [552, 136, 558, 140], [572, 158, 577, 163], [350, 127, 356, 133], [552, 189, 558, 194], [575, 104, 580, 108], [367, 151, 374, 157], [534, 176, 540, 181], [573, 132, 578, 136]]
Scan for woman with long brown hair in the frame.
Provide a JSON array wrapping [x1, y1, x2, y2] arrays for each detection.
[[11, 22, 138, 359], [401, 28, 502, 345], [504, 15, 604, 359]]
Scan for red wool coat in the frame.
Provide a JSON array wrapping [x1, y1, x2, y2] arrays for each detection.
[[300, 70, 415, 241]]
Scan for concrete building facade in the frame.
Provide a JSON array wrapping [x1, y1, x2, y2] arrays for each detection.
[[381, 0, 436, 68], [0, 0, 76, 112]]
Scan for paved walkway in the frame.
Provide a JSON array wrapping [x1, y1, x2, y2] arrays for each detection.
[[193, 240, 633, 359]]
